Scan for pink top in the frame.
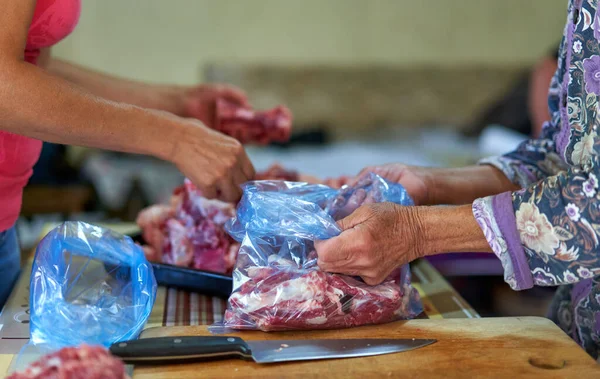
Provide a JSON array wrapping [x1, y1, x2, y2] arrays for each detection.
[[0, 0, 80, 231]]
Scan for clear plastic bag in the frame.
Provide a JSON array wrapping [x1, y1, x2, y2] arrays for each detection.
[[29, 221, 157, 348], [222, 173, 422, 331]]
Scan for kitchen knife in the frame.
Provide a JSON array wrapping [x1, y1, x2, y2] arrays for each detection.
[[109, 336, 436, 364]]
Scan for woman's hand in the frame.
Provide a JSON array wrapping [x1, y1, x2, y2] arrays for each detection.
[[315, 203, 424, 285], [181, 84, 249, 128], [315, 203, 493, 285], [168, 118, 255, 202], [351, 164, 434, 205], [330, 163, 520, 206]]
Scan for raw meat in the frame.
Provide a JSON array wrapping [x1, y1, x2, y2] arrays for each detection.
[[224, 261, 411, 331], [214, 99, 292, 144], [6, 345, 128, 379], [135, 164, 320, 274], [137, 179, 238, 274], [222, 173, 421, 331]]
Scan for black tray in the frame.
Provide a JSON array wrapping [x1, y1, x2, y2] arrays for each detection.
[[128, 232, 233, 298]]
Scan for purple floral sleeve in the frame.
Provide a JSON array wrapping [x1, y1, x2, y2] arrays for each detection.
[[472, 0, 600, 359]]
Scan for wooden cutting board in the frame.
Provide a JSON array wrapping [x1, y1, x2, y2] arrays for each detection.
[[133, 317, 599, 378]]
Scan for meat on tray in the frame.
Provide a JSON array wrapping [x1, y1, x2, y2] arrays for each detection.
[[137, 179, 238, 274], [214, 99, 292, 144], [7, 345, 128, 379], [136, 164, 321, 274]]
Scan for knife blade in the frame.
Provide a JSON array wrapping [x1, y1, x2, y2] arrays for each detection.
[[109, 336, 436, 364]]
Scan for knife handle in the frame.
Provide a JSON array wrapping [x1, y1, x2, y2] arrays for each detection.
[[109, 336, 252, 364]]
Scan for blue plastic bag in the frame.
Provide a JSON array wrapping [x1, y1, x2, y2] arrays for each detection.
[[222, 173, 422, 331], [29, 222, 157, 348]]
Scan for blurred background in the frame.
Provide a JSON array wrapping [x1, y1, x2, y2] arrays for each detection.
[[22, 0, 567, 317]]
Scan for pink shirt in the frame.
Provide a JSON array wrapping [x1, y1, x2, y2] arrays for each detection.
[[0, 0, 80, 231]]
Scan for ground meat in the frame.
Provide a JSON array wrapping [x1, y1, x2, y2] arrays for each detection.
[[6, 345, 128, 379]]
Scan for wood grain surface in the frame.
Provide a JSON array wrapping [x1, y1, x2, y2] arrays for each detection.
[[132, 317, 599, 378]]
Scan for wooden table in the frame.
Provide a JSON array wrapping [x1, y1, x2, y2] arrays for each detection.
[[134, 318, 600, 378], [1, 223, 478, 375]]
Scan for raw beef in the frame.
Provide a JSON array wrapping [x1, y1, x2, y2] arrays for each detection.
[[136, 164, 321, 274], [224, 259, 411, 331], [222, 173, 421, 331], [214, 99, 292, 145], [137, 179, 238, 274], [6, 345, 128, 379]]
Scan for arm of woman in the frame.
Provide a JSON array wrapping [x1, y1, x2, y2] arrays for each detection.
[[0, 0, 254, 201], [317, 154, 600, 289], [46, 57, 188, 115], [351, 164, 520, 206], [45, 57, 248, 127]]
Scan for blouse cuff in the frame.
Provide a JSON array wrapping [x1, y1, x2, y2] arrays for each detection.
[[472, 192, 534, 290], [478, 156, 539, 188]]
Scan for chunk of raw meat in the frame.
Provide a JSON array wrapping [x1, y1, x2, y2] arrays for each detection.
[[136, 165, 322, 274], [136, 204, 174, 262], [214, 99, 292, 145], [6, 345, 128, 379], [223, 266, 410, 331]]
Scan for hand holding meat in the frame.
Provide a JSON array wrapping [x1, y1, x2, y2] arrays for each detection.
[[169, 120, 255, 202], [181, 84, 249, 128], [316, 203, 423, 285]]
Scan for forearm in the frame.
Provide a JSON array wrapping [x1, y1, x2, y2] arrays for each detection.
[[0, 59, 183, 160], [424, 165, 519, 205], [46, 58, 186, 115], [415, 204, 493, 256]]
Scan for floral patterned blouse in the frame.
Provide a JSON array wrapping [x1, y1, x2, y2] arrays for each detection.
[[472, 0, 600, 360]]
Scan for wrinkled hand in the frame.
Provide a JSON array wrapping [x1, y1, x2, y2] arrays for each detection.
[[171, 120, 255, 202], [315, 203, 424, 285], [182, 84, 249, 128], [352, 163, 433, 205]]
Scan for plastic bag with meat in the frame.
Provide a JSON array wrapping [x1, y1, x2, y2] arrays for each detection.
[[222, 173, 422, 331]]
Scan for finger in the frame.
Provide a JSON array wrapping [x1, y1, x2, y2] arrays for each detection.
[[239, 149, 256, 181], [198, 182, 217, 200], [233, 166, 249, 190], [362, 275, 386, 286], [315, 228, 362, 263], [217, 176, 242, 203], [348, 168, 372, 186], [219, 86, 249, 107]]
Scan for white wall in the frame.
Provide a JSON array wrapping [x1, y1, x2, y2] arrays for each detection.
[[53, 0, 567, 85]]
